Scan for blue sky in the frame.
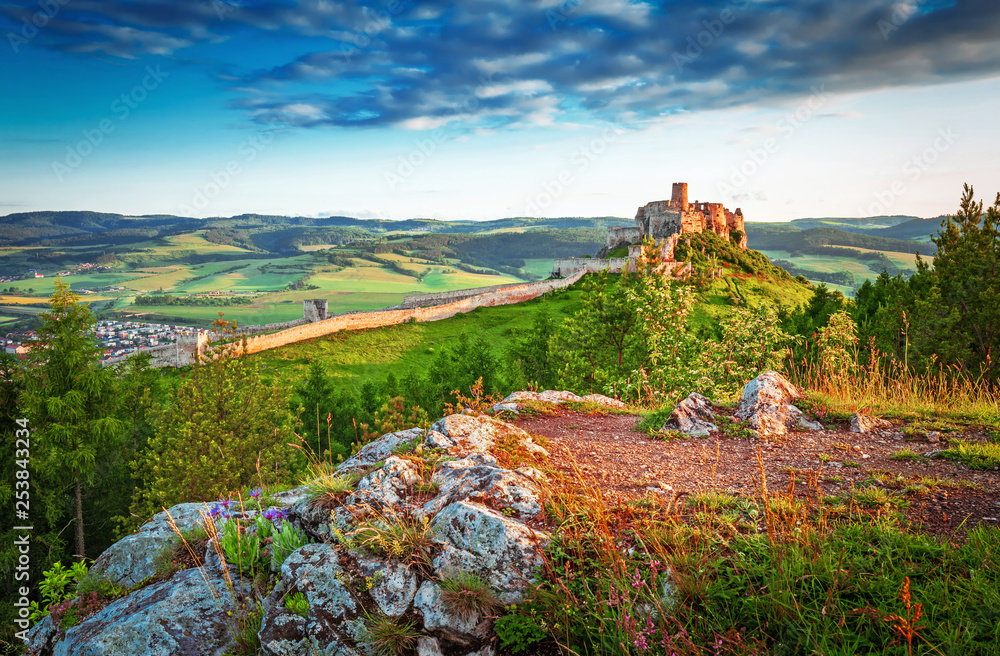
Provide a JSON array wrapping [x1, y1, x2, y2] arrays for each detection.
[[1, 0, 998, 222]]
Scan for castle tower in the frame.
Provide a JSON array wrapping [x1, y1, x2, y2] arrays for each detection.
[[671, 182, 689, 211], [303, 299, 329, 322]]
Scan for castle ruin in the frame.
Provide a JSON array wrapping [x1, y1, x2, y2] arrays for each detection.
[[553, 182, 748, 277], [607, 182, 748, 259]]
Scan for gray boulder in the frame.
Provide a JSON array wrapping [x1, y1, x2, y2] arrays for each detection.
[[258, 543, 357, 656], [432, 501, 548, 603], [663, 392, 717, 436], [420, 454, 543, 520], [736, 371, 822, 438], [28, 567, 250, 656], [87, 502, 208, 589]]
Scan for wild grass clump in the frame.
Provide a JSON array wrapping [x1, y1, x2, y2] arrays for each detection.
[[349, 508, 435, 575], [359, 612, 420, 656], [304, 468, 360, 506], [787, 315, 998, 423], [438, 570, 502, 621], [849, 485, 906, 508], [637, 405, 675, 436], [941, 440, 1000, 470], [890, 448, 925, 462]]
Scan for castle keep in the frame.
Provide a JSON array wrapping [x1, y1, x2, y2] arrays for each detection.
[[553, 182, 748, 277]]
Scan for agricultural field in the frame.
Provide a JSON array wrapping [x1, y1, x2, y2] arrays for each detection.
[[521, 258, 556, 278]]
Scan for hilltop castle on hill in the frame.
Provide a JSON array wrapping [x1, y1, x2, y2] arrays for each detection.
[[552, 182, 748, 277]]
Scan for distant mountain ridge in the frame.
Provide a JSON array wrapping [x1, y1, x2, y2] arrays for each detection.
[[0, 210, 633, 247]]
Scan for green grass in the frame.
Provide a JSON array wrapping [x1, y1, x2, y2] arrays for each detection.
[[941, 441, 1000, 470], [250, 287, 585, 391]]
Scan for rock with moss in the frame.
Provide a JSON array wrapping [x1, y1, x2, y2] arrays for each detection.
[[420, 454, 543, 520], [431, 501, 548, 603], [258, 543, 357, 656], [87, 502, 208, 589], [30, 408, 552, 656]]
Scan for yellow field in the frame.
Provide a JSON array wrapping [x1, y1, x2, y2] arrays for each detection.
[[848, 247, 932, 268]]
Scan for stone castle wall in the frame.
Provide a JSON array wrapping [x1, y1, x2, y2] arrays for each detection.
[[552, 257, 631, 277], [111, 269, 588, 368], [399, 282, 530, 309]]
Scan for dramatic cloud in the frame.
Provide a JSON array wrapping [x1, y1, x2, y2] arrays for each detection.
[[4, 0, 998, 130]]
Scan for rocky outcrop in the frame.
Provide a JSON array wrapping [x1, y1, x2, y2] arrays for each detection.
[[491, 389, 626, 414], [663, 392, 717, 436], [735, 371, 822, 438], [30, 413, 552, 656], [28, 568, 252, 656]]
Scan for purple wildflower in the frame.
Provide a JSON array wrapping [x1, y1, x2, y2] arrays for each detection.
[[248, 487, 262, 499]]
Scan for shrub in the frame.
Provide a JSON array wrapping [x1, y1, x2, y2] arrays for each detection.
[[28, 561, 89, 623], [495, 611, 547, 654]]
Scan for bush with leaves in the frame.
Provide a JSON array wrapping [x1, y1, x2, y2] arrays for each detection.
[[698, 304, 796, 400]]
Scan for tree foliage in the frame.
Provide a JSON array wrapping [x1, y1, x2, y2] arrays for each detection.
[[131, 326, 299, 521]]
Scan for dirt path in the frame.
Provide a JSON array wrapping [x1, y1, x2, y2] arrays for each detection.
[[513, 406, 1000, 540]]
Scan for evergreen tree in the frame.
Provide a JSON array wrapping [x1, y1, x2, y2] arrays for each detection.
[[928, 184, 1000, 375], [19, 278, 125, 561], [131, 327, 299, 520]]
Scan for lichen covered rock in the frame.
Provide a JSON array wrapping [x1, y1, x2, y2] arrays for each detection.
[[29, 568, 250, 656], [432, 501, 547, 603], [31, 408, 553, 656], [87, 502, 208, 589], [664, 392, 717, 436]]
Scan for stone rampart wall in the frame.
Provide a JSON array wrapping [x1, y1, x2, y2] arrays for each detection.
[[400, 281, 528, 308], [114, 269, 588, 367], [235, 270, 586, 358], [552, 257, 631, 277]]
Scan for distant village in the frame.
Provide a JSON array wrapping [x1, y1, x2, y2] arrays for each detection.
[[4, 320, 199, 362]]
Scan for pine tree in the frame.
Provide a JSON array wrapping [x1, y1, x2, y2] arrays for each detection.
[[929, 184, 1000, 375], [131, 325, 299, 520], [19, 277, 125, 560]]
